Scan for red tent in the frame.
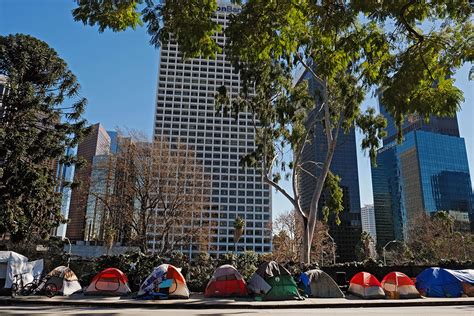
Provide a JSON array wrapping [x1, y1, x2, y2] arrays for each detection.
[[205, 265, 248, 297], [348, 272, 385, 299], [382, 272, 420, 299], [84, 268, 131, 296]]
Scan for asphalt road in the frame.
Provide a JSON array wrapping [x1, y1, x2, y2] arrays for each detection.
[[0, 306, 473, 315]]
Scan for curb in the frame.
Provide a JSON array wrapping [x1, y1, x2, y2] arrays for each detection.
[[1, 297, 473, 309]]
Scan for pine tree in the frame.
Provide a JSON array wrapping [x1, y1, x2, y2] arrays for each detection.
[[0, 34, 89, 242]]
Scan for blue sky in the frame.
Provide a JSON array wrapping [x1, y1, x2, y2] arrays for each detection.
[[2, 0, 473, 218]]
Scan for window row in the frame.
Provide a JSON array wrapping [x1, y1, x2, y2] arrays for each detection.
[[156, 124, 254, 132], [159, 71, 239, 82], [211, 189, 269, 197], [160, 62, 234, 71], [211, 196, 270, 204], [216, 245, 272, 253]]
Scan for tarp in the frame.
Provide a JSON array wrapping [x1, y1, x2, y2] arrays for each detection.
[[205, 264, 247, 297], [0, 251, 29, 289], [84, 268, 131, 296], [248, 261, 302, 301], [6, 254, 43, 290], [138, 264, 189, 299], [302, 269, 345, 298], [348, 271, 385, 299], [381, 272, 420, 299], [448, 269, 474, 284], [416, 268, 474, 298], [39, 266, 82, 296], [247, 273, 271, 294], [256, 261, 290, 279]]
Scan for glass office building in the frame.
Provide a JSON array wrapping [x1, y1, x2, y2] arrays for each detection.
[[376, 89, 460, 145], [372, 130, 474, 246], [54, 147, 76, 238]]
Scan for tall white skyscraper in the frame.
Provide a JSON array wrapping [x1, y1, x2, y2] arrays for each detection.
[[152, 1, 272, 256], [361, 204, 377, 244]]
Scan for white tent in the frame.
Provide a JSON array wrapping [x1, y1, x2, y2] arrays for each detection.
[[39, 266, 82, 296]]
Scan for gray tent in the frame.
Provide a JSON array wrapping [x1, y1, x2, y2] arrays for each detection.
[[302, 269, 345, 298]]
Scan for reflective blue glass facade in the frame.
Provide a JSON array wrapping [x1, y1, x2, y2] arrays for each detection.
[[54, 147, 76, 238], [377, 90, 460, 145], [107, 131, 118, 154], [372, 130, 474, 246]]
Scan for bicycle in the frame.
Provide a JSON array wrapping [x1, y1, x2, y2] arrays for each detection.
[[10, 273, 25, 297], [21, 274, 44, 296], [11, 272, 44, 297]]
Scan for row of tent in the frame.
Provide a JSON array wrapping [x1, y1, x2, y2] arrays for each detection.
[[41, 263, 474, 300], [348, 268, 474, 299], [2, 252, 473, 300]]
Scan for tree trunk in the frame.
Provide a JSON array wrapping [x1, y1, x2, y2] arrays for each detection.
[[303, 137, 338, 264], [301, 217, 310, 263], [140, 209, 147, 253]]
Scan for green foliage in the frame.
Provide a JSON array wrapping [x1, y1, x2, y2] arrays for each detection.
[[72, 0, 143, 32], [144, 0, 221, 57], [432, 210, 455, 233], [321, 172, 343, 225], [233, 216, 245, 245], [186, 252, 215, 292], [233, 216, 245, 229], [217, 252, 237, 267], [356, 107, 387, 166], [0, 34, 88, 242], [235, 251, 258, 280]]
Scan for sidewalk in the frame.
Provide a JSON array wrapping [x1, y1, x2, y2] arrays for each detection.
[[1, 294, 473, 309]]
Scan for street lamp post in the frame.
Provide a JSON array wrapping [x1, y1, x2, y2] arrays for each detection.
[[326, 231, 336, 265], [383, 240, 398, 266], [63, 237, 72, 267]]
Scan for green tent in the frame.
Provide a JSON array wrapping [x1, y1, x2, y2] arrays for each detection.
[[248, 261, 302, 301]]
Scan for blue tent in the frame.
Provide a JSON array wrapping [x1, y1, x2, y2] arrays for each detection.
[[416, 268, 474, 298]]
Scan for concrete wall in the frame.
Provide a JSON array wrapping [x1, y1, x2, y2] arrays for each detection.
[[65, 243, 140, 259]]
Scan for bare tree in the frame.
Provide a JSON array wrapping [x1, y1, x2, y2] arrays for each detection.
[[86, 131, 211, 255], [272, 209, 335, 265], [404, 212, 474, 263], [146, 136, 211, 256], [355, 231, 377, 261]]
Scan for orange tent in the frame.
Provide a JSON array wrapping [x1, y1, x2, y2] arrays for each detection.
[[84, 268, 131, 296], [348, 272, 385, 299], [382, 272, 420, 299], [138, 264, 189, 299]]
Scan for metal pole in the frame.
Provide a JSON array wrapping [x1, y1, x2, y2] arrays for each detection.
[[326, 232, 336, 265], [383, 240, 397, 266], [63, 237, 72, 267]]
